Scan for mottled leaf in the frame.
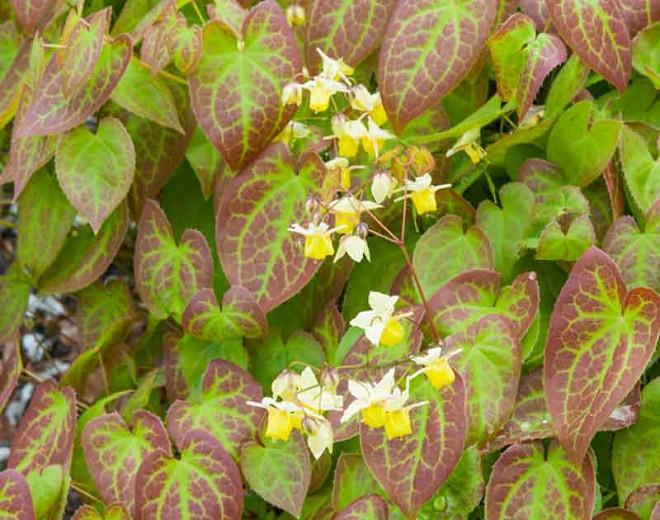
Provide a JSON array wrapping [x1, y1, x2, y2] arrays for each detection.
[[0, 469, 35, 519], [335, 495, 388, 520], [311, 303, 345, 356], [9, 0, 56, 34], [0, 337, 22, 413], [0, 40, 30, 129], [593, 508, 641, 520], [72, 503, 132, 520], [625, 484, 660, 520], [619, 125, 660, 215]]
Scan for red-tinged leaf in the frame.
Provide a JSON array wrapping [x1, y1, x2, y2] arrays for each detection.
[[9, 0, 56, 34], [134, 199, 213, 320], [546, 0, 631, 91], [135, 428, 243, 520], [167, 359, 264, 458], [485, 441, 595, 519], [593, 508, 641, 520], [377, 0, 497, 131], [544, 247, 660, 460], [520, 0, 551, 31], [0, 337, 22, 413], [305, 0, 397, 73], [38, 203, 129, 294], [0, 469, 35, 519], [625, 485, 660, 519], [72, 503, 131, 520], [443, 314, 521, 445], [13, 36, 132, 138], [360, 376, 467, 517], [182, 287, 268, 341], [332, 453, 381, 511], [82, 411, 170, 515], [8, 380, 76, 475], [240, 430, 311, 518], [618, 0, 659, 36], [55, 117, 135, 233], [516, 32, 567, 120], [0, 265, 30, 344], [0, 40, 30, 129], [207, 0, 246, 36], [311, 303, 345, 355], [216, 143, 324, 312], [169, 23, 201, 75], [335, 495, 388, 520], [412, 215, 494, 297], [189, 1, 301, 170]]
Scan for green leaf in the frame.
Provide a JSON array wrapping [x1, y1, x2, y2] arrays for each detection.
[[185, 125, 225, 199], [536, 214, 596, 261], [485, 442, 595, 519], [189, 2, 301, 170], [134, 199, 213, 320], [545, 54, 591, 120], [111, 58, 182, 132], [332, 453, 381, 511], [0, 469, 35, 518], [632, 22, 660, 88], [619, 125, 660, 215], [55, 117, 135, 232], [0, 337, 22, 414], [25, 464, 68, 520], [377, 0, 497, 132], [624, 485, 660, 519], [216, 144, 325, 312], [0, 264, 30, 343], [336, 496, 388, 520], [547, 100, 622, 187], [544, 248, 660, 459], [412, 214, 493, 296], [241, 431, 312, 517], [0, 40, 30, 130]]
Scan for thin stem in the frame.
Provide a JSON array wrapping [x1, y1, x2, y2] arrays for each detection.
[[191, 0, 206, 24], [71, 482, 102, 504]]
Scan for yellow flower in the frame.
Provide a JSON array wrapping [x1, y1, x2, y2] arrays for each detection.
[[396, 174, 451, 216], [361, 117, 394, 159], [411, 346, 458, 391], [317, 48, 353, 82], [350, 85, 388, 125], [266, 407, 303, 441], [289, 222, 342, 260], [331, 115, 367, 158], [383, 409, 412, 440], [379, 318, 404, 347], [325, 157, 351, 190], [349, 291, 410, 346], [329, 195, 381, 235], [302, 76, 349, 113], [361, 404, 385, 428], [446, 127, 486, 165]]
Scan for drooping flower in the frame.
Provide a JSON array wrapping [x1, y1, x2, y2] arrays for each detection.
[[410, 346, 458, 391], [328, 195, 381, 234], [247, 397, 305, 442], [371, 172, 397, 203], [289, 221, 343, 260], [317, 48, 353, 82], [361, 117, 394, 159], [350, 291, 410, 347], [396, 174, 450, 215], [331, 115, 367, 158], [325, 157, 351, 190], [350, 85, 387, 125], [295, 366, 344, 413], [302, 415, 334, 459], [302, 76, 349, 113], [446, 127, 486, 164], [275, 121, 311, 143], [334, 234, 370, 263], [281, 82, 303, 106]]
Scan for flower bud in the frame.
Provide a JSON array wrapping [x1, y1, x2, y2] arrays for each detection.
[[286, 4, 306, 26], [371, 172, 396, 203], [320, 367, 340, 393], [306, 196, 320, 215], [271, 369, 300, 401], [407, 145, 435, 175], [356, 222, 369, 239]]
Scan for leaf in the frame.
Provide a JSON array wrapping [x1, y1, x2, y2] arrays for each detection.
[[544, 247, 660, 460], [189, 1, 301, 170], [335, 495, 389, 520], [216, 143, 324, 312], [111, 58, 182, 132], [536, 214, 596, 261], [0, 337, 22, 413], [546, 0, 631, 91], [0, 469, 35, 519], [72, 503, 131, 520], [632, 22, 660, 88], [305, 0, 397, 73], [485, 441, 595, 519], [0, 40, 30, 130], [412, 215, 494, 297], [9, 0, 56, 34], [625, 485, 660, 519], [55, 117, 135, 232], [545, 54, 591, 120], [8, 380, 76, 475], [17, 169, 77, 281], [547, 100, 622, 187], [443, 314, 521, 445], [619, 125, 660, 215], [82, 410, 170, 515], [516, 32, 567, 120], [593, 508, 642, 520], [182, 287, 268, 341], [37, 203, 129, 293], [475, 183, 535, 280], [241, 431, 312, 518], [360, 376, 467, 517], [167, 359, 264, 458], [332, 453, 381, 511], [134, 199, 213, 320], [13, 36, 132, 138], [207, 0, 246, 35], [185, 126, 225, 199], [135, 428, 243, 520], [311, 303, 345, 356], [25, 464, 69, 520], [0, 264, 30, 343], [377, 0, 497, 132], [612, 378, 660, 503]]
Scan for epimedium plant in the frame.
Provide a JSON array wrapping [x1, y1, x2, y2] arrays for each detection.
[[0, 0, 658, 518]]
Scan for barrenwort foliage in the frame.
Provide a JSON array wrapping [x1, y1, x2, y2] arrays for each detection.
[[0, 0, 659, 518]]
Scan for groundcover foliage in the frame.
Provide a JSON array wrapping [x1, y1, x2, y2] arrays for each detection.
[[0, 0, 659, 518]]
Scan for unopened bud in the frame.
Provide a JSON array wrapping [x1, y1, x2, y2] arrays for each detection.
[[356, 222, 369, 239], [271, 369, 300, 401], [311, 211, 322, 225], [321, 367, 340, 392], [286, 4, 306, 26], [407, 145, 435, 175], [306, 196, 320, 215]]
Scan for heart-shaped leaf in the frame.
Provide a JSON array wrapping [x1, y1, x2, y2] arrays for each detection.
[[305, 0, 397, 73], [167, 359, 264, 458], [216, 143, 324, 312], [55, 117, 135, 232], [72, 503, 131, 520], [485, 441, 595, 519], [412, 215, 494, 297], [135, 428, 243, 520], [335, 495, 388, 520], [593, 508, 641, 520], [8, 380, 76, 476], [189, 1, 301, 170], [360, 375, 467, 517], [332, 453, 381, 511], [546, 0, 631, 91], [377, 0, 496, 131], [0, 469, 35, 519], [547, 100, 622, 187], [0, 337, 22, 413], [134, 199, 213, 320], [536, 214, 596, 261], [544, 247, 660, 459], [619, 125, 660, 215], [0, 264, 30, 343], [544, 54, 591, 119], [182, 286, 268, 341], [82, 411, 170, 515], [241, 430, 311, 518], [625, 484, 660, 519]]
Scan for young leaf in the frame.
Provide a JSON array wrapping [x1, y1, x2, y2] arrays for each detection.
[[240, 430, 312, 518], [485, 442, 595, 519], [377, 0, 497, 131], [305, 0, 397, 73], [135, 428, 243, 520], [82, 411, 170, 515], [544, 247, 660, 460], [9, 0, 56, 34], [632, 22, 660, 87], [619, 125, 660, 215], [546, 0, 631, 91], [335, 495, 388, 520], [536, 214, 596, 261], [360, 376, 467, 517], [72, 503, 131, 520], [0, 469, 35, 519], [134, 199, 213, 320], [189, 1, 301, 170], [167, 359, 264, 458], [8, 380, 76, 475], [0, 264, 30, 343], [216, 144, 325, 312], [25, 463, 69, 519], [0, 337, 22, 414], [55, 117, 135, 232]]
